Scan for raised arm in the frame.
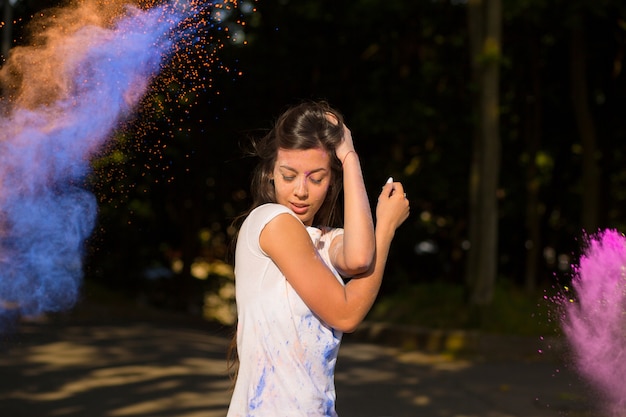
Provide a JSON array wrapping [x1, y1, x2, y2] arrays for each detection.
[[261, 180, 409, 333], [338, 179, 410, 331], [331, 122, 376, 276]]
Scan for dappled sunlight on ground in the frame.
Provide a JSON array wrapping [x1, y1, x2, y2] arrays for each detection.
[[0, 317, 593, 417], [0, 322, 232, 417], [336, 336, 592, 417]]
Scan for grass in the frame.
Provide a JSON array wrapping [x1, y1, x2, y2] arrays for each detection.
[[76, 278, 562, 337], [368, 281, 562, 337]]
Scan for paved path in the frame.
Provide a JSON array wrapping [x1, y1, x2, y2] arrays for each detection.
[[0, 316, 594, 417]]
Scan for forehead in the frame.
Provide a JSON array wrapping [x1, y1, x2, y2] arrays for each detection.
[[275, 148, 331, 171]]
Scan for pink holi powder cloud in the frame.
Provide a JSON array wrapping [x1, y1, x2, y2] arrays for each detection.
[[562, 229, 626, 416]]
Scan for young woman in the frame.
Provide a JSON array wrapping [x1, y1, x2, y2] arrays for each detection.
[[227, 101, 410, 417]]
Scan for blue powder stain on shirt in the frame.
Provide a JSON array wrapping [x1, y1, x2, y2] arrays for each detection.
[[323, 397, 335, 417], [249, 366, 268, 411], [323, 342, 340, 379], [324, 343, 335, 362], [302, 313, 314, 328]]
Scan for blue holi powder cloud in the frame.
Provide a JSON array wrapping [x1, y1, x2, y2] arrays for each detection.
[[0, 0, 220, 319]]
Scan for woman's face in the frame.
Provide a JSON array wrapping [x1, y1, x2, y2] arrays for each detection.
[[271, 147, 332, 226]]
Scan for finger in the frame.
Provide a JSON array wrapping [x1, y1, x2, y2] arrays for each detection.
[[390, 182, 405, 198], [378, 177, 394, 200], [384, 177, 396, 196], [325, 112, 339, 125]]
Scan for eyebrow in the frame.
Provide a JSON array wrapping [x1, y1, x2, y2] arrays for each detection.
[[279, 165, 328, 175]]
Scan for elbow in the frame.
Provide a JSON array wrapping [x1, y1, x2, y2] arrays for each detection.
[[343, 263, 370, 276], [332, 317, 363, 334], [343, 252, 375, 275], [340, 324, 360, 334]]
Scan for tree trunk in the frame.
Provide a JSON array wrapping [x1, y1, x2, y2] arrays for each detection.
[[570, 11, 600, 233], [524, 33, 543, 294], [465, 0, 483, 297], [466, 0, 502, 309], [1, 0, 14, 59]]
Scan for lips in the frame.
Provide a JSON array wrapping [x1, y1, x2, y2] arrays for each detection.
[[290, 202, 309, 215]]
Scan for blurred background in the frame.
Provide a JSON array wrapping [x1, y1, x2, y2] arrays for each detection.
[[3, 0, 625, 336]]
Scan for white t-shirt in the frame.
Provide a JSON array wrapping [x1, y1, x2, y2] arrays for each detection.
[[227, 203, 345, 417]]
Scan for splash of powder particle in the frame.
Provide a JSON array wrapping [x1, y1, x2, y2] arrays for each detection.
[[560, 229, 626, 416], [0, 0, 247, 320]]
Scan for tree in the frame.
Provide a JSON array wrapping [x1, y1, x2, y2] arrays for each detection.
[[1, 0, 15, 58], [466, 0, 502, 310], [569, 7, 600, 232]]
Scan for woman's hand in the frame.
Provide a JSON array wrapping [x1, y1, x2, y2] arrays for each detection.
[[335, 124, 355, 165], [325, 112, 355, 164], [376, 178, 410, 232]]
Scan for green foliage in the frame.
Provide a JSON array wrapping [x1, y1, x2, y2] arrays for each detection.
[[369, 280, 559, 336], [84, 0, 626, 311], [9, 0, 626, 323]]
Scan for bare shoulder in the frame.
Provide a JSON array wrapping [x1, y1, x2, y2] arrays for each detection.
[[260, 213, 312, 256]]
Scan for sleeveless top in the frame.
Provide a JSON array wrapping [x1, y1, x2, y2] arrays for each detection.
[[227, 203, 344, 417]]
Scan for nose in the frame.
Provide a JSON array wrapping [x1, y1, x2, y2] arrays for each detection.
[[294, 177, 308, 199]]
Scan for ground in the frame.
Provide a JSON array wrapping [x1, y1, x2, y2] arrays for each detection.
[[0, 304, 596, 417]]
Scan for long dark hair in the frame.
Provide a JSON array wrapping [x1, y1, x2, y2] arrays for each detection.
[[227, 100, 346, 381], [242, 100, 345, 228]]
